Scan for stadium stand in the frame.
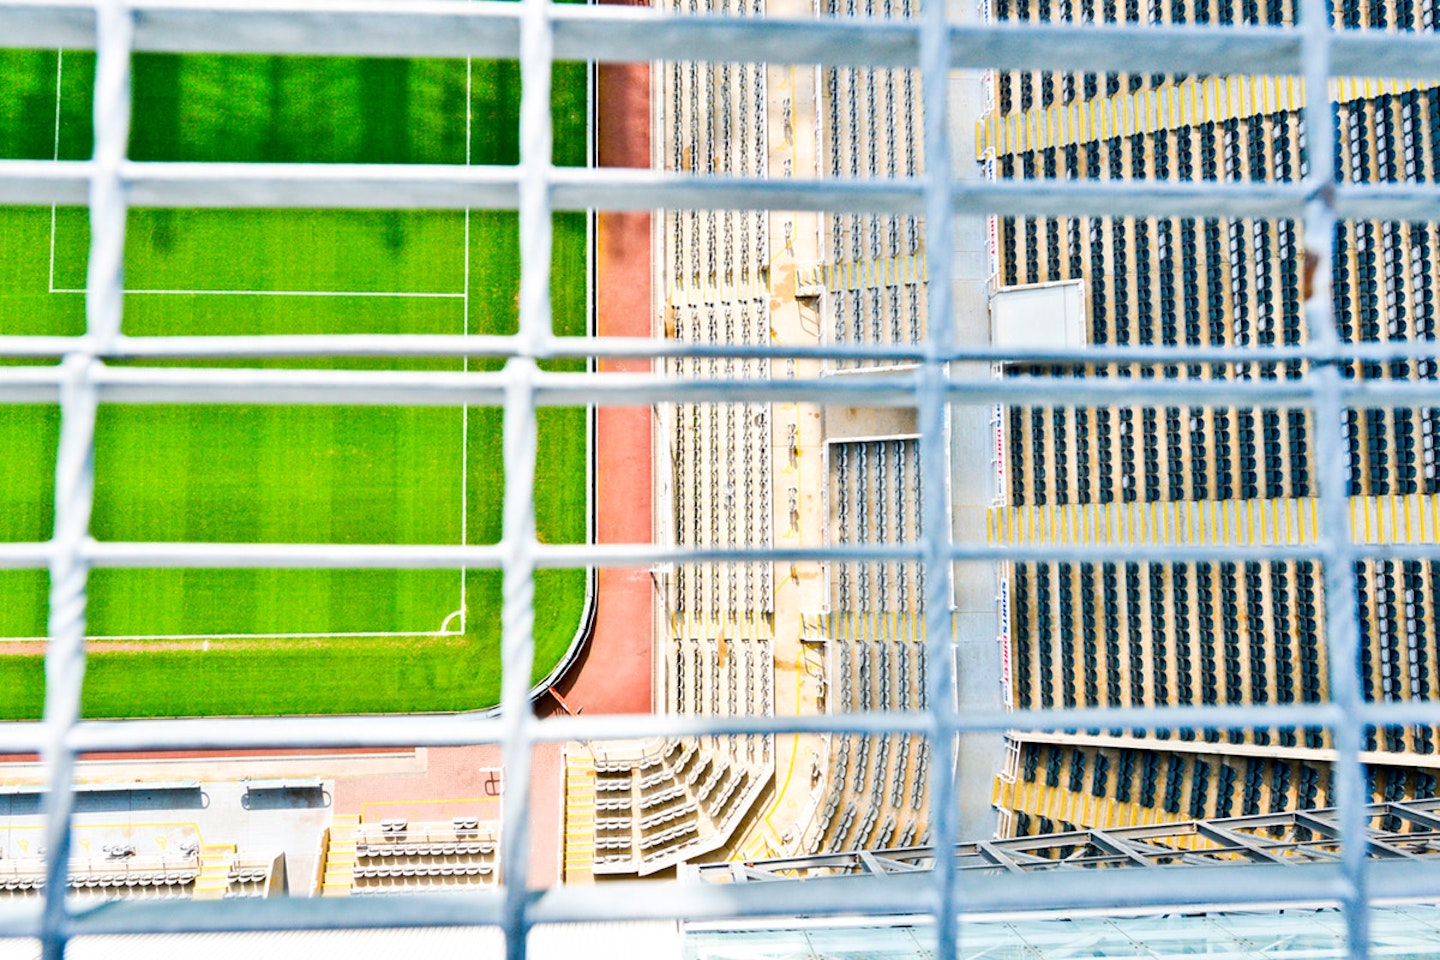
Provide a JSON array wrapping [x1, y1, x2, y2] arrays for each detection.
[[562, 737, 770, 877], [0, 844, 281, 901], [319, 816, 499, 896], [985, 0, 1440, 837], [823, 25, 928, 364], [811, 438, 931, 853], [561, 0, 937, 878]]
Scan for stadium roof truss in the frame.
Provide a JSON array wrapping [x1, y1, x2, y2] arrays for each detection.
[[687, 797, 1440, 884]]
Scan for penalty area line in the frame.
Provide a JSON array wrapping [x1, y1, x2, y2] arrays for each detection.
[[0, 629, 466, 643]]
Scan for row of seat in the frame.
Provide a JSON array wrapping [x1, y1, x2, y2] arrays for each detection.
[[832, 440, 923, 612], [0, 854, 275, 901], [587, 736, 772, 875], [820, 3, 924, 360], [352, 862, 493, 879], [663, 8, 772, 622], [349, 874, 493, 894], [355, 842, 495, 858], [1007, 739, 1440, 838], [1005, 400, 1440, 508], [669, 636, 773, 720], [3, 871, 197, 890], [1012, 556, 1440, 753], [814, 734, 931, 852]]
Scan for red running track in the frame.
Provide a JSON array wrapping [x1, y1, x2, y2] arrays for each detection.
[[539, 28, 655, 719], [529, 20, 656, 884]]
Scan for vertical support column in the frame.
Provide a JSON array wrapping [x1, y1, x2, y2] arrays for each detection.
[[918, 1, 959, 958], [39, 2, 131, 957], [1297, 0, 1369, 956], [504, 0, 553, 952]]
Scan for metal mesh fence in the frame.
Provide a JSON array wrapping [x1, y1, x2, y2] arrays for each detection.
[[2, 0, 1440, 958]]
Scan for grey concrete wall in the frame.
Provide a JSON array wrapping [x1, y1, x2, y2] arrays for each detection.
[[946, 0, 1007, 841]]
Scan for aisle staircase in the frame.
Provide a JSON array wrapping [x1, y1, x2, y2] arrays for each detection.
[[191, 843, 235, 901], [320, 815, 359, 897], [563, 752, 597, 884]]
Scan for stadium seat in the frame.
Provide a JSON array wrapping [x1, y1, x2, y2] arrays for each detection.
[[1138, 752, 1160, 809], [1270, 763, 1293, 814], [1053, 408, 1070, 505], [1059, 563, 1078, 707], [1110, 749, 1135, 804], [1087, 751, 1110, 798], [1148, 565, 1171, 708], [1080, 564, 1101, 708], [1239, 761, 1264, 816]]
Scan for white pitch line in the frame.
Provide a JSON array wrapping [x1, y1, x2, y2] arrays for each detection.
[[48, 48, 63, 294], [0, 629, 465, 643], [49, 287, 464, 298], [33, 58, 477, 644]]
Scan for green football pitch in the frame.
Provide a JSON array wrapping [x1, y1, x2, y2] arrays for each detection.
[[0, 50, 591, 719]]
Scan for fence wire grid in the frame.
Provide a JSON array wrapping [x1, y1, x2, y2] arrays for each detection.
[[0, 0, 1437, 958]]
